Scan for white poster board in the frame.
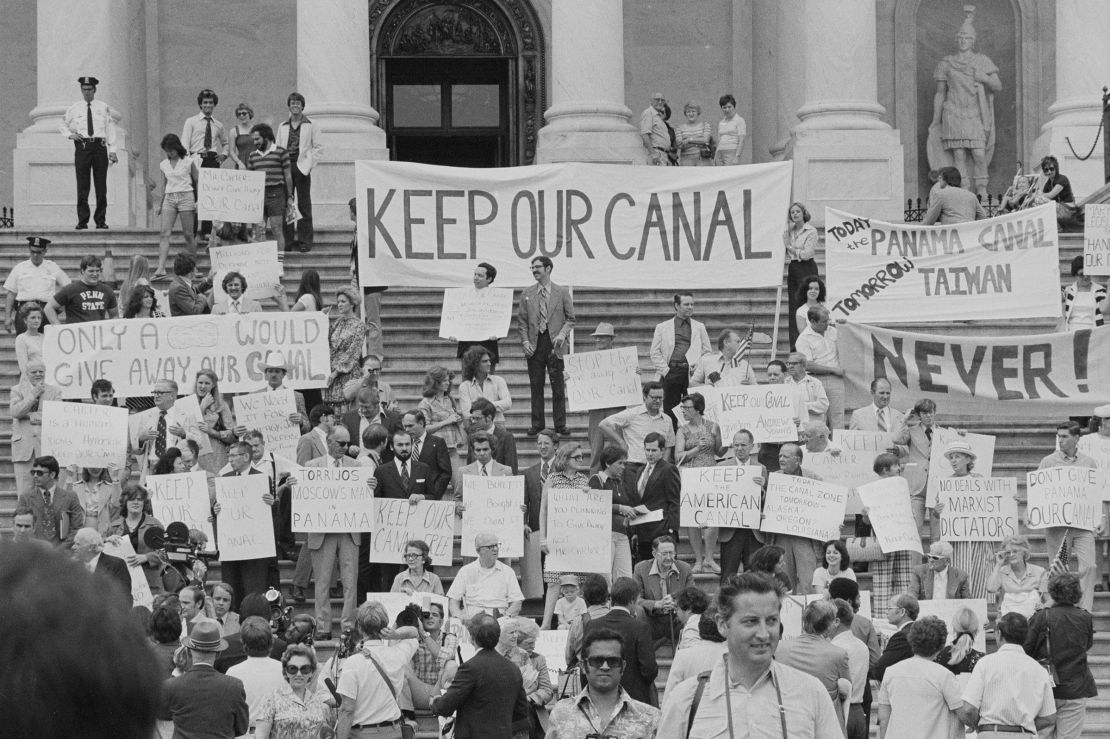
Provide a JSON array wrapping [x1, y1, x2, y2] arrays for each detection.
[[234, 389, 300, 462], [782, 591, 872, 641], [679, 465, 762, 529], [762, 474, 848, 542], [460, 475, 525, 558], [215, 474, 276, 560], [926, 428, 996, 508], [683, 385, 799, 444], [40, 400, 128, 469], [196, 167, 265, 223], [805, 430, 892, 515], [855, 477, 923, 554], [437, 287, 514, 341], [917, 598, 989, 653], [544, 487, 611, 573], [369, 499, 456, 565], [146, 472, 216, 551], [291, 465, 373, 533], [1084, 203, 1110, 276], [565, 347, 642, 412], [1026, 466, 1102, 531], [936, 477, 1020, 541], [535, 629, 569, 682], [101, 537, 155, 609], [210, 241, 283, 302]]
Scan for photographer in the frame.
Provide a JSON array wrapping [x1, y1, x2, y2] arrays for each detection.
[[410, 602, 459, 702]]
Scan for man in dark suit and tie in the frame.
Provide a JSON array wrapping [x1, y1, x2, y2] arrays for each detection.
[[583, 576, 659, 706], [869, 593, 918, 681], [71, 527, 131, 604], [343, 387, 403, 462], [219, 441, 274, 602], [370, 429, 431, 591], [516, 255, 574, 435], [629, 433, 681, 563], [403, 409, 452, 499], [16, 455, 85, 547], [520, 429, 558, 600]]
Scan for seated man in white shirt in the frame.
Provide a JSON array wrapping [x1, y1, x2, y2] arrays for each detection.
[[446, 532, 524, 619]]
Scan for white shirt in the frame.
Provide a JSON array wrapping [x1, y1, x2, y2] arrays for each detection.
[[785, 374, 829, 423], [3, 259, 70, 302], [831, 630, 870, 704], [59, 98, 118, 153], [796, 325, 840, 370], [85, 553, 101, 573], [933, 568, 949, 600], [876, 656, 964, 739], [336, 640, 420, 725], [226, 657, 285, 729], [446, 559, 524, 614], [160, 156, 195, 193], [961, 644, 1056, 732]]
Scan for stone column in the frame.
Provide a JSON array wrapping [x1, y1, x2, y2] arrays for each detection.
[[296, 0, 388, 226], [1035, 0, 1110, 198], [14, 0, 141, 227], [536, 0, 645, 163], [784, 0, 903, 224]]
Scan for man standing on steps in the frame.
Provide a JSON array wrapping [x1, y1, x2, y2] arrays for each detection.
[[182, 89, 227, 243], [45, 255, 117, 324], [759, 359, 801, 474], [795, 305, 844, 432], [649, 292, 712, 430], [716, 428, 766, 581], [465, 398, 519, 473], [219, 442, 275, 607], [784, 352, 829, 427], [517, 256, 574, 436], [521, 429, 558, 600], [772, 443, 823, 593], [849, 377, 905, 433], [581, 323, 641, 472], [60, 76, 118, 230], [4, 236, 70, 334]]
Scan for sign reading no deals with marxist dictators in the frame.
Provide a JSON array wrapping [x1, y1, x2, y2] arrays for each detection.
[[838, 322, 1110, 418], [544, 487, 611, 574], [40, 400, 128, 469], [936, 477, 1020, 541], [438, 286, 514, 342], [855, 476, 923, 555], [291, 465, 373, 533], [679, 466, 762, 529], [216, 474, 276, 560], [196, 167, 265, 223], [824, 204, 1060, 323], [460, 475, 526, 558], [354, 160, 793, 289], [1084, 203, 1110, 276], [677, 384, 798, 444], [566, 347, 642, 412], [210, 241, 283, 303], [761, 473, 848, 542], [234, 389, 300, 462], [1026, 466, 1103, 531], [146, 472, 216, 551], [43, 313, 331, 399], [369, 499, 456, 566]]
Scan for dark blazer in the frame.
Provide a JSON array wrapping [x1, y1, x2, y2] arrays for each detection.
[[909, 563, 971, 600], [16, 485, 85, 546], [168, 275, 211, 316], [342, 409, 404, 461], [94, 552, 132, 604], [629, 459, 681, 542], [413, 432, 452, 499], [431, 647, 530, 739], [158, 663, 249, 737], [374, 457, 430, 500], [522, 461, 545, 531], [632, 558, 693, 614], [583, 608, 659, 705], [869, 621, 914, 681], [465, 424, 518, 474]]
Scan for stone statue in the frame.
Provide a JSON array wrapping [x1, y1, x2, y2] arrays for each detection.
[[928, 5, 1001, 200]]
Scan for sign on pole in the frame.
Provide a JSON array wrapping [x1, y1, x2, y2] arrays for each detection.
[[565, 347, 642, 412], [855, 476, 923, 554], [544, 487, 611, 573], [197, 168, 265, 223], [438, 287, 514, 341], [936, 477, 1019, 541], [1026, 466, 1102, 531], [369, 499, 456, 565], [460, 475, 525, 558], [761, 473, 848, 542], [1084, 203, 1110, 276], [40, 400, 128, 469], [234, 390, 300, 463], [679, 465, 762, 529], [215, 474, 275, 560], [291, 466, 373, 533], [146, 472, 215, 550]]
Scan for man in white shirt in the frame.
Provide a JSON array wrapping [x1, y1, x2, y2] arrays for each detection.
[[4, 236, 70, 333], [59, 76, 118, 230], [130, 380, 204, 473], [599, 381, 676, 496], [691, 328, 758, 387], [639, 92, 672, 166], [830, 598, 871, 739], [795, 307, 843, 430], [909, 541, 971, 601], [226, 616, 284, 732], [785, 352, 830, 426], [849, 377, 905, 433], [452, 261, 504, 369], [447, 532, 524, 619]]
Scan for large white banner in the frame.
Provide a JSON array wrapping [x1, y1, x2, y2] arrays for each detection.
[[926, 428, 995, 507], [544, 487, 611, 573], [438, 287, 514, 341], [1085, 203, 1110, 276], [565, 347, 642, 412], [210, 241, 283, 303], [824, 205, 1060, 322], [460, 475, 525, 558], [234, 390, 300, 462], [355, 160, 793, 289], [855, 477, 923, 554], [679, 465, 762, 528], [369, 499, 456, 565], [839, 323, 1110, 417], [1026, 466, 1103, 531], [146, 472, 215, 551], [44, 313, 330, 398], [197, 167, 265, 223], [291, 465, 373, 533], [40, 400, 128, 469], [936, 477, 1020, 541], [762, 473, 848, 542]]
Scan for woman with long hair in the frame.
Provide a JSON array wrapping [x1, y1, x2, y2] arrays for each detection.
[[935, 606, 983, 675], [322, 287, 367, 414], [794, 276, 827, 336], [457, 346, 512, 425], [124, 284, 166, 319], [225, 102, 256, 242], [194, 369, 236, 475], [588, 445, 639, 582], [118, 254, 151, 317], [291, 268, 323, 312], [107, 483, 165, 595], [14, 303, 44, 377], [153, 133, 198, 280], [417, 366, 466, 473]]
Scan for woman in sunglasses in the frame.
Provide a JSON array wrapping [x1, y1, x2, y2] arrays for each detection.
[[538, 443, 592, 630], [255, 644, 333, 738]]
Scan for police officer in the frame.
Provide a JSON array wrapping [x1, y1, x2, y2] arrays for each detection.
[[59, 76, 118, 229]]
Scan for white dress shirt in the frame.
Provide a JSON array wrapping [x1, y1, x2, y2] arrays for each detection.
[[59, 99, 118, 154]]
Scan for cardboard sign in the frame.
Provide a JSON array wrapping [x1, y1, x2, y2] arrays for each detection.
[[197, 167, 265, 223], [1078, 434, 1110, 501], [936, 477, 1020, 541], [917, 598, 989, 653], [235, 390, 300, 465], [685, 384, 799, 444], [855, 476, 923, 555], [40, 400, 128, 469], [146, 472, 215, 551], [438, 287, 514, 341], [369, 499, 456, 565], [544, 487, 611, 573], [565, 347, 642, 412], [460, 475, 525, 558], [1084, 203, 1110, 276], [1026, 466, 1103, 531], [291, 465, 373, 533], [804, 430, 893, 515], [926, 428, 996, 508], [782, 591, 872, 641], [101, 537, 154, 609], [679, 465, 762, 528], [762, 473, 848, 542], [210, 241, 283, 302], [215, 474, 275, 560]]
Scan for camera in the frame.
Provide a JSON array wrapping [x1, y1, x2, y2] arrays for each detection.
[[394, 602, 425, 629], [143, 522, 220, 589]]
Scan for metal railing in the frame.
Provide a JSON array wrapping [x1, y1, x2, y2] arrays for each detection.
[[0, 207, 13, 228], [904, 194, 1005, 222]]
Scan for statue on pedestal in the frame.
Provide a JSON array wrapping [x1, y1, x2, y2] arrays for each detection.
[[928, 5, 1001, 200]]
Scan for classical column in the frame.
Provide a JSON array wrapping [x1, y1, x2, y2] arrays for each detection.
[[1035, 0, 1110, 198], [14, 0, 141, 227], [784, 0, 903, 224], [296, 0, 388, 226], [536, 0, 644, 163]]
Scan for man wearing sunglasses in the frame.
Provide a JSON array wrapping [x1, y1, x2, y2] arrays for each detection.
[[547, 628, 661, 738], [16, 454, 84, 546]]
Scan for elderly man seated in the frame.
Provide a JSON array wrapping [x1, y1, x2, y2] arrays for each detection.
[[910, 541, 971, 600], [446, 532, 524, 619]]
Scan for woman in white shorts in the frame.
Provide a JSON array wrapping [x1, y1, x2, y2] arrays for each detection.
[[153, 133, 198, 279]]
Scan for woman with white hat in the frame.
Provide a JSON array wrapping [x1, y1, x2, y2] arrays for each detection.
[[934, 438, 993, 598]]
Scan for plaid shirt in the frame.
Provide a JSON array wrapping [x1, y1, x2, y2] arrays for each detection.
[[547, 687, 659, 739], [412, 630, 459, 686]]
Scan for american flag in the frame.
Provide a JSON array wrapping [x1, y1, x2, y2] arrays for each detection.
[[730, 326, 753, 368], [1050, 535, 1071, 576]]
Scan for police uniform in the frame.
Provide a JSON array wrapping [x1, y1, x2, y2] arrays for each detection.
[[3, 237, 68, 333], [59, 76, 118, 229]]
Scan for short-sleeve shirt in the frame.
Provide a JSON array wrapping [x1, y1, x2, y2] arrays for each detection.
[[54, 280, 117, 323], [336, 641, 420, 725], [446, 560, 525, 614], [604, 406, 676, 463], [876, 656, 964, 739], [4, 259, 70, 302]]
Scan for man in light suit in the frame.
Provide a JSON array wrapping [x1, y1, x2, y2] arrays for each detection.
[[304, 426, 366, 638], [276, 92, 323, 252], [220, 442, 274, 604], [403, 409, 452, 499], [71, 527, 132, 605], [9, 361, 62, 497], [849, 377, 905, 433], [452, 432, 514, 507], [909, 541, 971, 600], [516, 255, 574, 435], [17, 455, 84, 546], [649, 292, 712, 429], [295, 404, 334, 465], [892, 398, 937, 532], [232, 351, 310, 436]]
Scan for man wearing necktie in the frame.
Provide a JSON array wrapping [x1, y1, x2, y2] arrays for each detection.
[[181, 89, 227, 242], [849, 378, 905, 433], [60, 76, 118, 230], [628, 433, 680, 563], [369, 430, 431, 592], [517, 256, 575, 436], [218, 442, 273, 609], [892, 399, 938, 534], [15, 455, 84, 547], [212, 271, 263, 315]]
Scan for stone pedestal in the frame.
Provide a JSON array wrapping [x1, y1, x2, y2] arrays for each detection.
[[784, 0, 903, 224], [536, 0, 644, 164], [297, 0, 389, 227], [13, 0, 143, 228], [1034, 0, 1110, 198]]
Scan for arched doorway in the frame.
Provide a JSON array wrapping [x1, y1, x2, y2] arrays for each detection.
[[369, 0, 546, 167]]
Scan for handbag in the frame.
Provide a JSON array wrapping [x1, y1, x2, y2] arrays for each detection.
[[698, 144, 713, 159], [844, 536, 884, 563], [159, 564, 187, 593], [365, 650, 416, 739], [1037, 619, 1060, 687]]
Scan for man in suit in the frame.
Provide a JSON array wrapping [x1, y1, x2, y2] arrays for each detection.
[[465, 397, 519, 473], [633, 535, 692, 647], [220, 442, 275, 602], [892, 399, 937, 532], [296, 404, 334, 465], [16, 455, 84, 547], [303, 426, 366, 638], [583, 576, 659, 705], [520, 429, 558, 600], [9, 362, 63, 497], [849, 377, 904, 433], [869, 593, 918, 681], [774, 600, 852, 729], [453, 432, 514, 506], [241, 429, 297, 563], [130, 378, 206, 473], [430, 613, 530, 738], [343, 386, 403, 462], [517, 255, 574, 435], [71, 527, 131, 604], [649, 292, 712, 429], [159, 621, 249, 737], [355, 423, 390, 602], [370, 429, 431, 591], [772, 443, 824, 594], [403, 409, 452, 499], [232, 351, 309, 437], [167, 253, 212, 316], [629, 433, 681, 563], [909, 541, 970, 600]]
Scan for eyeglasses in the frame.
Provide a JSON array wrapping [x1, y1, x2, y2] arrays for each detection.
[[236, 111, 250, 116], [403, 553, 423, 559], [30, 470, 49, 476], [585, 656, 622, 669], [152, 390, 174, 396], [569, 453, 585, 460], [924, 554, 946, 562], [478, 544, 500, 551], [284, 664, 314, 676]]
